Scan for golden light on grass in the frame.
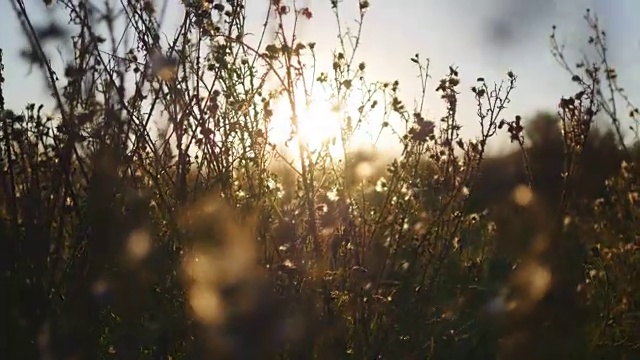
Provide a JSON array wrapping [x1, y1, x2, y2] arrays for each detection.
[[524, 262, 552, 302], [512, 261, 553, 309], [512, 185, 534, 206], [355, 161, 374, 179], [188, 283, 224, 325], [126, 228, 152, 262], [183, 251, 219, 285], [178, 195, 262, 326]]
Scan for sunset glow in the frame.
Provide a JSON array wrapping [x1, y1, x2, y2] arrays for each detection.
[[267, 82, 385, 162]]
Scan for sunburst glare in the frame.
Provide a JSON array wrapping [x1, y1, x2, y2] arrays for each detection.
[[267, 81, 387, 164]]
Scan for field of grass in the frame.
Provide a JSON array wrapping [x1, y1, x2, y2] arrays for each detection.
[[1, 1, 640, 359]]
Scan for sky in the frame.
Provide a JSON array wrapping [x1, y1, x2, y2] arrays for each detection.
[[1, 0, 639, 153]]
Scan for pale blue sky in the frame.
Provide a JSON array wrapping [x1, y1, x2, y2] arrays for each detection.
[[1, 0, 639, 151]]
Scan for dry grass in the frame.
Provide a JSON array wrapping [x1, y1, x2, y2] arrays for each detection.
[[1, 1, 640, 359]]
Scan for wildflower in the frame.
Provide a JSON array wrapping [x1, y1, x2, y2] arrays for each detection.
[[278, 5, 289, 15], [409, 119, 435, 142], [300, 7, 313, 19]]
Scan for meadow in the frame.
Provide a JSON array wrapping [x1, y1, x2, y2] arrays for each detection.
[[1, 1, 639, 359]]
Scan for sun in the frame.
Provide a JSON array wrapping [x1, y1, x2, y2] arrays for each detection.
[[268, 92, 341, 155], [267, 83, 382, 163]]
